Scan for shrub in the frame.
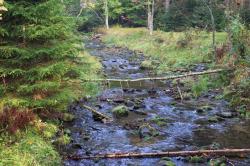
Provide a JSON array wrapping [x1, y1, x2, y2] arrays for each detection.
[[0, 108, 35, 134], [192, 76, 209, 98]]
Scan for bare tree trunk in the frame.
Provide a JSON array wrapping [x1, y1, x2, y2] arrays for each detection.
[[203, 0, 216, 59], [147, 0, 154, 35], [104, 0, 109, 29], [151, 0, 154, 35], [238, 0, 245, 8], [225, 1, 233, 52], [147, 0, 150, 29], [165, 0, 170, 11]]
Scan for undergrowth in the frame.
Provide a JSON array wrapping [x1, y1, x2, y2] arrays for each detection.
[[0, 49, 101, 166]]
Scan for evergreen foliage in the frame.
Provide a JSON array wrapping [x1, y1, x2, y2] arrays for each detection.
[[0, 0, 83, 112], [155, 0, 227, 31]]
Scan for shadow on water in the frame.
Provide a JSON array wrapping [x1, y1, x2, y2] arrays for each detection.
[[63, 38, 250, 166]]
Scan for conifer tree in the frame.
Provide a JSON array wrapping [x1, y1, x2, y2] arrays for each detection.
[[0, 0, 83, 112]]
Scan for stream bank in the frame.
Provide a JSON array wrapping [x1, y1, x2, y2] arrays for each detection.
[[62, 36, 250, 166]]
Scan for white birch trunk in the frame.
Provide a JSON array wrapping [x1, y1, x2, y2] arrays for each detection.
[[104, 0, 109, 29], [147, 0, 154, 35], [165, 0, 170, 11]]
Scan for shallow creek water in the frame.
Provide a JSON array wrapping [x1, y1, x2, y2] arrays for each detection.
[[63, 38, 250, 166]]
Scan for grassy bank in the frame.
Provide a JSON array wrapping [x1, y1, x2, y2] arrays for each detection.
[[0, 127, 61, 166], [102, 27, 227, 74], [0, 51, 101, 166]]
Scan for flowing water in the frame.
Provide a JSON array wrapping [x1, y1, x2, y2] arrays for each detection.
[[63, 37, 250, 166]]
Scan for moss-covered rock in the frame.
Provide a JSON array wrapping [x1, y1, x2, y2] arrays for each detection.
[[63, 113, 75, 122], [140, 60, 154, 70], [201, 105, 213, 111], [196, 105, 213, 113], [209, 157, 227, 166], [159, 157, 176, 166], [112, 105, 129, 118], [139, 124, 159, 139], [150, 116, 169, 126], [187, 156, 205, 163], [208, 116, 222, 123]]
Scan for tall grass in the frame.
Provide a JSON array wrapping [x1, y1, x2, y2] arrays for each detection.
[[0, 128, 61, 166]]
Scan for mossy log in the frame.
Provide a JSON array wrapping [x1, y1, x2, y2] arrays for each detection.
[[67, 149, 250, 160]]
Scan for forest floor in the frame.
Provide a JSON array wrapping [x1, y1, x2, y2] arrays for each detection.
[[62, 31, 250, 166]]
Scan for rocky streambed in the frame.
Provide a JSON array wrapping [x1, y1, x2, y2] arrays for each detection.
[[62, 36, 250, 166]]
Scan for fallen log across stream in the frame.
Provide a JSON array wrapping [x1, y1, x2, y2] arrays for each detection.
[[81, 104, 113, 121], [80, 69, 229, 82], [67, 149, 250, 160]]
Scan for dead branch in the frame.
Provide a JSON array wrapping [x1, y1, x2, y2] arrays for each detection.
[[177, 85, 183, 101], [176, 79, 183, 101], [81, 104, 112, 121], [67, 149, 250, 160], [81, 69, 228, 82]]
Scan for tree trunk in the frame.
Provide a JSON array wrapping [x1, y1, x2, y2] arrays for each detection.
[[147, 0, 154, 35], [104, 0, 109, 29], [165, 0, 170, 11], [203, 0, 216, 59]]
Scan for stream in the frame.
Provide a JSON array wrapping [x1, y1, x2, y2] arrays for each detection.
[[63, 37, 250, 166]]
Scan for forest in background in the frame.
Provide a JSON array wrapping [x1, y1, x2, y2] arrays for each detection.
[[68, 0, 250, 31], [0, 0, 249, 165]]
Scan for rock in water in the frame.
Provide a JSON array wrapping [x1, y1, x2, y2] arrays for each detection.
[[140, 60, 154, 70], [92, 113, 103, 121], [196, 105, 213, 113], [139, 124, 159, 139], [158, 157, 176, 166], [217, 112, 234, 118], [125, 100, 135, 108], [208, 116, 224, 123], [63, 113, 75, 122], [111, 105, 129, 118]]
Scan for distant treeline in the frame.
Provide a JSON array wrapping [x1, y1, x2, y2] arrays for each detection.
[[69, 0, 250, 32]]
